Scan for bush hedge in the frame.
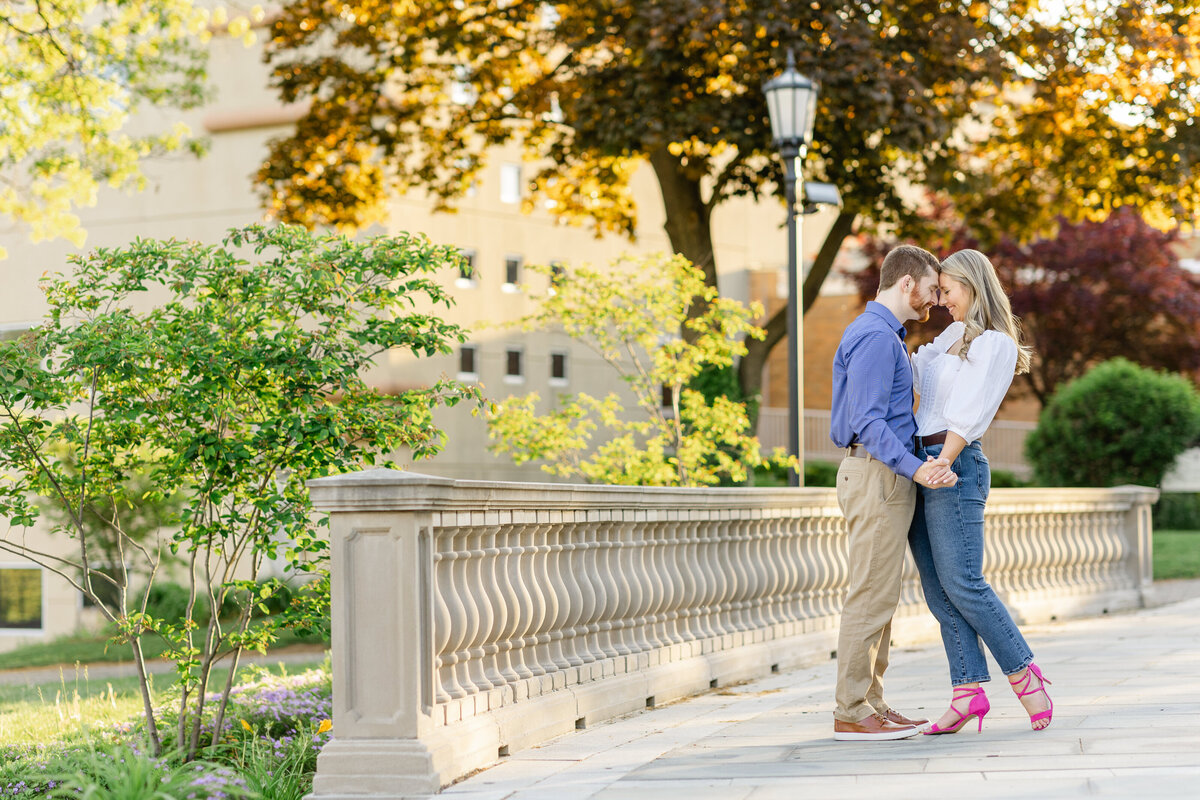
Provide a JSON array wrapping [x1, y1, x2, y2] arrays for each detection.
[[1153, 492, 1200, 531], [1026, 359, 1200, 488]]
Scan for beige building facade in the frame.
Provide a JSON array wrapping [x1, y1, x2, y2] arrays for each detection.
[[0, 32, 834, 647]]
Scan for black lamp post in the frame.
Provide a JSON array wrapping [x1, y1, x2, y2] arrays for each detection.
[[763, 51, 819, 488]]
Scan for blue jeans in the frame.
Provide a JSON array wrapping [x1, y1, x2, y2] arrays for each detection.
[[908, 441, 1033, 685]]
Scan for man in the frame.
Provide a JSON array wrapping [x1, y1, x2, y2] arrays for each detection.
[[829, 244, 956, 741]]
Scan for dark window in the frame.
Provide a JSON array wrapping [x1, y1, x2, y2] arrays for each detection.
[[506, 348, 523, 378], [0, 567, 42, 629], [458, 250, 477, 282], [661, 385, 674, 408], [504, 256, 521, 286], [460, 346, 477, 375], [550, 352, 567, 381]]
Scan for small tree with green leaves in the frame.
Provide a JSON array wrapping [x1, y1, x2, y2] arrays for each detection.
[[486, 254, 791, 486], [0, 224, 475, 758], [1026, 358, 1200, 488]]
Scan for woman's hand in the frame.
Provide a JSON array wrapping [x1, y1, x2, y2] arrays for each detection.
[[915, 455, 957, 488]]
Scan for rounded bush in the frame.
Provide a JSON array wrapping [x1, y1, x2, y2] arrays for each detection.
[[1026, 358, 1200, 487]]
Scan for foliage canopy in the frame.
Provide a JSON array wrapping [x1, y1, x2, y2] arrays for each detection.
[[0, 224, 474, 758], [1026, 358, 1200, 487], [486, 254, 791, 486], [259, 0, 1200, 410], [0, 0, 260, 255]]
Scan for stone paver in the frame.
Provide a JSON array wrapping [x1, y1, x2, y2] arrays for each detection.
[[445, 591, 1200, 800]]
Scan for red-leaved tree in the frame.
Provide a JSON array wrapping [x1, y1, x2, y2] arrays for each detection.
[[853, 207, 1200, 406]]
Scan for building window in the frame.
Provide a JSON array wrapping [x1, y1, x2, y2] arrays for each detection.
[[458, 345, 478, 381], [661, 385, 674, 408], [0, 567, 42, 630], [502, 255, 522, 292], [456, 249, 478, 288], [505, 347, 524, 383], [550, 351, 568, 386], [548, 260, 566, 295], [500, 163, 522, 205]]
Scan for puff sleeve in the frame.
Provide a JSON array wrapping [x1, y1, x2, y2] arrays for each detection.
[[941, 331, 1018, 443], [911, 322, 964, 396]]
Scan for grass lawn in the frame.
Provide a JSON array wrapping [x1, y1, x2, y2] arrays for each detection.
[[0, 659, 326, 746], [1153, 529, 1200, 581], [0, 625, 326, 672]]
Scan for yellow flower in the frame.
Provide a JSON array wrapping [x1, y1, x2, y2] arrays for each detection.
[[317, 719, 332, 734], [241, 719, 252, 732]]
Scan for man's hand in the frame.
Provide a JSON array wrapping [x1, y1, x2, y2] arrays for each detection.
[[914, 456, 957, 489]]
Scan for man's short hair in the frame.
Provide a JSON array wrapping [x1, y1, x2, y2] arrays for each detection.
[[878, 244, 940, 291]]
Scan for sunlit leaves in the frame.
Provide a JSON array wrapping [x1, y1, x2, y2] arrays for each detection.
[[0, 0, 216, 254], [486, 253, 792, 485], [259, 0, 1026, 239], [0, 223, 476, 752], [931, 1, 1200, 241]]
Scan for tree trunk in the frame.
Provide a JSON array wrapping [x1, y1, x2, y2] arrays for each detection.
[[130, 637, 162, 756], [647, 148, 717, 339], [739, 211, 858, 431]]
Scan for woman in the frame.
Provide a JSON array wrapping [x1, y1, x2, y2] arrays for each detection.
[[908, 249, 1054, 734]]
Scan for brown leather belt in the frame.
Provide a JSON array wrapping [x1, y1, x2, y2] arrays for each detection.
[[917, 430, 949, 448]]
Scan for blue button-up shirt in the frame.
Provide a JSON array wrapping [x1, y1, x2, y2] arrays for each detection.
[[829, 301, 923, 480]]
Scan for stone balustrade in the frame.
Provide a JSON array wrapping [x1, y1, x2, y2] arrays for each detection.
[[305, 471, 1157, 800]]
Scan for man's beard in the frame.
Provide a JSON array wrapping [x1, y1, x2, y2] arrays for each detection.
[[909, 286, 931, 323]]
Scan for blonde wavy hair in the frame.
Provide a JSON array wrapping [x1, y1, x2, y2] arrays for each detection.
[[940, 249, 1033, 375]]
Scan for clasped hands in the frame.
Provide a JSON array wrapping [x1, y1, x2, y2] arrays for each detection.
[[914, 455, 957, 488]]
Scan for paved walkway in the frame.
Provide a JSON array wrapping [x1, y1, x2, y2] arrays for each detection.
[[445, 591, 1200, 800]]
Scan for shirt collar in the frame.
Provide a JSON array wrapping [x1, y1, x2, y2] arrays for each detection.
[[864, 301, 908, 340]]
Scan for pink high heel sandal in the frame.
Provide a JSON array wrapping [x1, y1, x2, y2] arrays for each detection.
[[1010, 663, 1054, 730], [924, 685, 990, 735]]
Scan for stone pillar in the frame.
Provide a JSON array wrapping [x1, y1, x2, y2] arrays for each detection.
[[306, 471, 451, 800]]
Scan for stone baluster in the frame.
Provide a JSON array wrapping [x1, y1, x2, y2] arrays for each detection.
[[645, 519, 674, 650], [557, 523, 589, 668], [610, 520, 640, 655], [508, 523, 543, 679], [542, 522, 574, 671], [440, 529, 477, 696], [718, 520, 743, 634], [527, 522, 559, 678], [698, 518, 726, 639], [491, 523, 524, 685], [578, 523, 609, 664], [627, 518, 656, 653], [463, 526, 497, 693], [595, 522, 624, 658], [432, 549, 460, 702]]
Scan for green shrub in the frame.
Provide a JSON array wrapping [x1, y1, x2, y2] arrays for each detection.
[[1154, 492, 1200, 531], [752, 459, 838, 487], [144, 581, 192, 625], [1026, 359, 1200, 487], [990, 469, 1028, 488]]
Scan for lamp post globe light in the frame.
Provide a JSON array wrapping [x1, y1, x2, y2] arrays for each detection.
[[763, 50, 818, 488]]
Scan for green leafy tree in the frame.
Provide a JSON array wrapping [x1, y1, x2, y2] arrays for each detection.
[[38, 446, 185, 612], [931, 2, 1200, 243], [486, 254, 791, 486], [0, 224, 475, 758], [0, 1, 268, 256], [1026, 358, 1200, 487], [258, 1, 1200, 416]]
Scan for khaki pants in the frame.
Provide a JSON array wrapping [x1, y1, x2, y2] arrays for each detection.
[[833, 451, 917, 723]]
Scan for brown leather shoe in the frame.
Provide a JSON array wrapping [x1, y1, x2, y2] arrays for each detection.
[[833, 712, 919, 741], [885, 708, 929, 727]]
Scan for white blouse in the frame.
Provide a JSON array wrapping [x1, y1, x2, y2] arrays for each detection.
[[912, 322, 1017, 444]]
